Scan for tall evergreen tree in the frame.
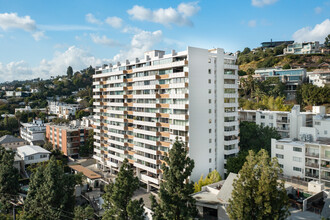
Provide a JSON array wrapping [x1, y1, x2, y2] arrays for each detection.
[[150, 140, 197, 220], [102, 158, 144, 220], [227, 149, 289, 220], [67, 66, 73, 79], [23, 157, 79, 220], [0, 146, 20, 212]]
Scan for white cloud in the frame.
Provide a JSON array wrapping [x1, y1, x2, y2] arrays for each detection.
[[105, 16, 123, 28], [0, 12, 46, 41], [114, 30, 162, 61], [39, 24, 99, 31], [0, 12, 36, 31], [32, 31, 45, 41], [127, 2, 200, 27], [85, 13, 102, 25], [0, 46, 111, 82], [314, 7, 322, 14], [292, 19, 330, 42], [248, 20, 257, 27], [251, 0, 278, 7], [90, 34, 122, 47]]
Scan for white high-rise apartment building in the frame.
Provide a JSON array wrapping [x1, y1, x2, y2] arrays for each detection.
[[92, 47, 239, 188]]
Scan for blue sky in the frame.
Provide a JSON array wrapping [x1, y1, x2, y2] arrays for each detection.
[[0, 0, 329, 82]]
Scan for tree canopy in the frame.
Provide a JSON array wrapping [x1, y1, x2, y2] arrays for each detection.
[[227, 149, 289, 220], [23, 156, 80, 220], [194, 170, 222, 193], [296, 83, 330, 107], [150, 140, 197, 220], [0, 146, 20, 213], [102, 158, 144, 220]]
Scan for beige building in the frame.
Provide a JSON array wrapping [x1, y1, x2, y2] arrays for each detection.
[[0, 135, 28, 151]]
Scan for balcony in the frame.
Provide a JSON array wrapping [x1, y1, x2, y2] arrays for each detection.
[[305, 152, 319, 158], [305, 162, 319, 169], [140, 173, 159, 185], [321, 175, 330, 181], [305, 172, 319, 179]]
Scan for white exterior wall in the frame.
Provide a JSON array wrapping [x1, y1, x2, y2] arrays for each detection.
[[271, 139, 305, 178], [17, 152, 50, 165]]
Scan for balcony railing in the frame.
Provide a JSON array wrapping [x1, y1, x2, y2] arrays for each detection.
[[321, 175, 330, 181], [305, 163, 319, 168], [305, 173, 319, 179], [305, 152, 319, 158]]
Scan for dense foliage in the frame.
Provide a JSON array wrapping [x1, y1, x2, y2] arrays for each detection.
[[227, 150, 289, 220], [150, 140, 197, 220], [23, 157, 81, 220], [296, 83, 330, 107], [102, 159, 144, 220], [0, 145, 20, 213], [194, 170, 222, 192]]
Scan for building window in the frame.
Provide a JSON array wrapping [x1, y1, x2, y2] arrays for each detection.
[[209, 148, 212, 153], [209, 109, 211, 114], [209, 168, 212, 173], [27, 156, 34, 160], [209, 139, 212, 143], [209, 158, 212, 163], [325, 130, 328, 135], [261, 122, 265, 127], [269, 116, 273, 119], [269, 123, 273, 127], [208, 79, 211, 84], [293, 147, 302, 152], [293, 156, 302, 162], [208, 69, 211, 74], [293, 167, 302, 172], [209, 129, 212, 133], [261, 115, 265, 119], [276, 154, 284, 159], [276, 145, 284, 150], [279, 164, 284, 169], [209, 99, 211, 104], [208, 89, 211, 94], [315, 122, 320, 125], [209, 119, 212, 124]]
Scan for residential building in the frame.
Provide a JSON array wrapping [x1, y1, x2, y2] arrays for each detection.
[[308, 69, 330, 87], [284, 41, 321, 55], [93, 47, 239, 188], [5, 91, 30, 97], [45, 123, 91, 158], [272, 113, 330, 186], [48, 101, 80, 119], [15, 106, 47, 114], [17, 145, 50, 167], [20, 119, 46, 145], [254, 68, 306, 100], [0, 135, 28, 151], [260, 40, 294, 48], [239, 105, 316, 138]]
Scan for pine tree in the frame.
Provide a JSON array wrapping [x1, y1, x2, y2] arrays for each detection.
[[0, 146, 19, 213], [150, 140, 197, 220], [194, 170, 222, 193], [23, 157, 79, 219], [67, 66, 73, 79], [102, 158, 144, 220], [74, 205, 94, 220], [227, 149, 290, 220]]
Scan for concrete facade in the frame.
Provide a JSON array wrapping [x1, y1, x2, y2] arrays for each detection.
[[92, 47, 239, 188]]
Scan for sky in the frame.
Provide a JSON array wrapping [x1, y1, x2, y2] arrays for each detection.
[[0, 0, 329, 82]]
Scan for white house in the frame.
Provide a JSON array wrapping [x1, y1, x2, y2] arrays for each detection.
[[20, 119, 46, 145], [17, 145, 50, 166]]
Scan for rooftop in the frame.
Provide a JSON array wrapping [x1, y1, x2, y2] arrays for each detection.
[[69, 164, 102, 180], [17, 145, 50, 157], [0, 135, 25, 144]]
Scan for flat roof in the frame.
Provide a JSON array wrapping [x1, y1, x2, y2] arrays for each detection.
[[69, 165, 101, 180], [17, 145, 50, 157]]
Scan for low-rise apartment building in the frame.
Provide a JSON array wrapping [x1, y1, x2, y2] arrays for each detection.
[[0, 135, 28, 151], [272, 114, 330, 186], [48, 101, 80, 119], [45, 123, 91, 158], [17, 145, 50, 167], [93, 47, 239, 188], [20, 119, 46, 145], [253, 68, 306, 100], [308, 69, 330, 87], [283, 41, 320, 55], [239, 105, 318, 138]]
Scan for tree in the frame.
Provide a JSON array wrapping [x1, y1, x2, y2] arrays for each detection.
[[74, 205, 94, 220], [241, 47, 251, 55], [226, 151, 249, 174], [150, 140, 197, 220], [325, 34, 330, 49], [67, 66, 73, 79], [194, 170, 222, 192], [75, 110, 90, 119], [227, 150, 290, 220], [23, 156, 80, 219], [239, 121, 281, 155], [282, 63, 291, 69], [102, 158, 144, 220], [0, 146, 20, 212]]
